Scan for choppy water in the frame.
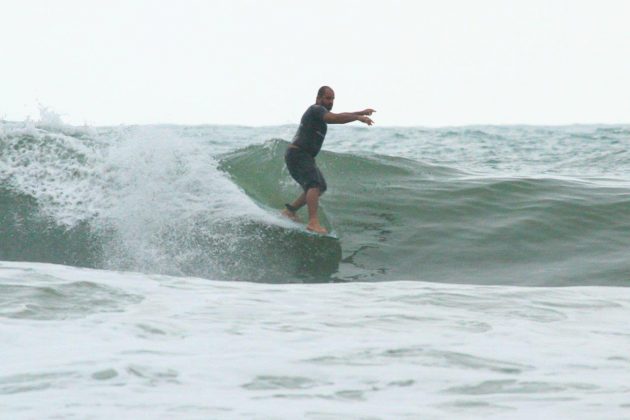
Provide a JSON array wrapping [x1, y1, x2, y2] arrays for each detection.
[[1, 118, 630, 418], [2, 262, 630, 419]]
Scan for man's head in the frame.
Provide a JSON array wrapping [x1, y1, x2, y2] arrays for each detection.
[[316, 86, 334, 111]]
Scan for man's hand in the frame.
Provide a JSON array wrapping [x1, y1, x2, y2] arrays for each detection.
[[360, 109, 376, 116], [358, 116, 374, 126]]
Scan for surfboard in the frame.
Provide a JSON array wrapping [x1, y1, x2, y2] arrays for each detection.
[[242, 199, 339, 240], [298, 224, 338, 239], [279, 208, 338, 239], [279, 211, 339, 240]]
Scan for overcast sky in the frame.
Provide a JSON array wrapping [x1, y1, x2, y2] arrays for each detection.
[[1, 0, 629, 126]]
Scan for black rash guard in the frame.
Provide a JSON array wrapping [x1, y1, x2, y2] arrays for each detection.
[[290, 105, 328, 157]]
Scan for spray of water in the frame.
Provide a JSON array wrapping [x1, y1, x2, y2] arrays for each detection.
[[0, 115, 287, 278]]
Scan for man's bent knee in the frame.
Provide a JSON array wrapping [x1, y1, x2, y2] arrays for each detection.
[[305, 183, 325, 195]]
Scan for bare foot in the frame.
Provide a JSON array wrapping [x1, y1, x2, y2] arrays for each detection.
[[306, 222, 328, 235], [281, 209, 300, 222]]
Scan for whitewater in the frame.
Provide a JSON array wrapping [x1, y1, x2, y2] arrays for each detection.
[[1, 116, 630, 418]]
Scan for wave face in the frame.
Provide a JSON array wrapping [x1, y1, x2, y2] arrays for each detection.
[[1, 121, 629, 285], [220, 138, 630, 286]]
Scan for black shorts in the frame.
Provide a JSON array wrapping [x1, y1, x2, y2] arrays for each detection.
[[285, 147, 327, 193]]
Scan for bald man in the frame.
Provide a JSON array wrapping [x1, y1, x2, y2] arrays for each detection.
[[282, 86, 375, 234]]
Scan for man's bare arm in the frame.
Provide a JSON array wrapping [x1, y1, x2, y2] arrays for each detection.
[[324, 112, 374, 125], [349, 109, 376, 116]]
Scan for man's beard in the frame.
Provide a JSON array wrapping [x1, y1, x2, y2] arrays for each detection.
[[325, 103, 333, 111]]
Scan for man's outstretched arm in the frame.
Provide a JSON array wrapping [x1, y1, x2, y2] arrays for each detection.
[[349, 108, 376, 116], [324, 111, 375, 125]]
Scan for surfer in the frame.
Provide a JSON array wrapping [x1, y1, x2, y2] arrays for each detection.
[[282, 86, 375, 234]]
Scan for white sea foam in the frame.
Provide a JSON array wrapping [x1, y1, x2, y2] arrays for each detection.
[[92, 125, 276, 272], [0, 120, 272, 224], [0, 120, 291, 275], [1, 261, 629, 419]]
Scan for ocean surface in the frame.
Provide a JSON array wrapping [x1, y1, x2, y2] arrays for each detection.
[[1, 117, 629, 418]]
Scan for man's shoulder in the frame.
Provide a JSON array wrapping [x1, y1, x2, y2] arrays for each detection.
[[305, 104, 328, 119]]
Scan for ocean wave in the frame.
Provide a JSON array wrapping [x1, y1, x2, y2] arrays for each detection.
[[2, 122, 629, 285]]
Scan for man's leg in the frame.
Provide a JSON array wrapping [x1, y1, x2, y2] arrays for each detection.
[[281, 192, 306, 221], [305, 187, 327, 234], [290, 192, 307, 211]]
